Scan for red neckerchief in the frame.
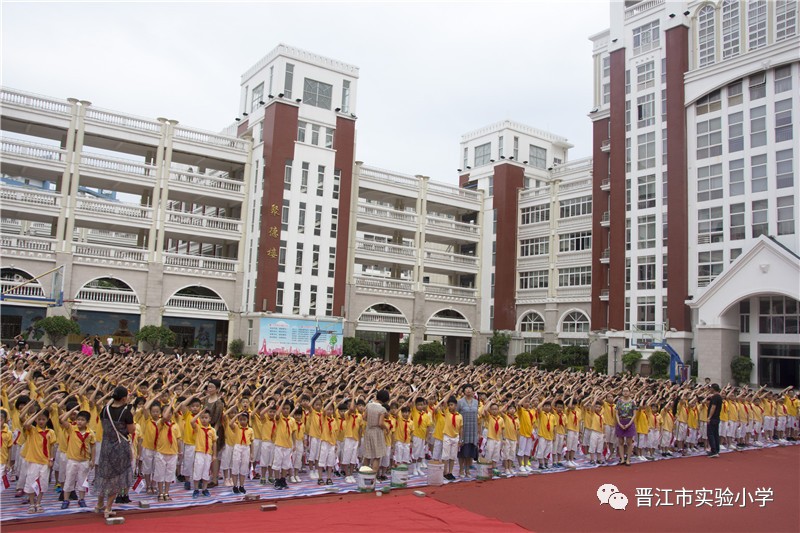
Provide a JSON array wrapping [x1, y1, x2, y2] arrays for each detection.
[[270, 419, 277, 441], [417, 412, 424, 427], [492, 415, 500, 434], [151, 420, 159, 449], [598, 413, 603, 426], [240, 426, 248, 445], [327, 417, 334, 436], [545, 414, 551, 432], [39, 430, 49, 458], [403, 419, 409, 441], [351, 413, 358, 429], [164, 422, 174, 445], [74, 430, 90, 457], [572, 410, 578, 426], [451, 412, 457, 428], [283, 416, 291, 438], [557, 413, 564, 426], [201, 426, 211, 453], [652, 412, 657, 425]]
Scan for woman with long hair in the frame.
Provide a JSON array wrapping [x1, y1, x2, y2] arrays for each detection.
[[94, 386, 135, 519], [615, 386, 638, 466]]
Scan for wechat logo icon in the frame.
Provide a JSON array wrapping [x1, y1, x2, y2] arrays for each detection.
[[597, 483, 628, 510]]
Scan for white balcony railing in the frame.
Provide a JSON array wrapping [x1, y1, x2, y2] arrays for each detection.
[[168, 169, 244, 194], [1, 88, 71, 115], [357, 204, 417, 225], [1, 138, 66, 163], [166, 295, 228, 312], [359, 166, 419, 188], [625, 0, 664, 19], [601, 139, 611, 152], [163, 253, 238, 272], [427, 317, 471, 329], [0, 186, 61, 208], [76, 286, 139, 304], [1, 234, 57, 252], [172, 125, 249, 152], [75, 198, 152, 220], [80, 154, 157, 181], [0, 280, 45, 298], [358, 312, 408, 325], [424, 283, 477, 298], [426, 215, 479, 236], [427, 180, 481, 202], [353, 276, 414, 292], [355, 239, 416, 259], [600, 178, 611, 190], [165, 211, 241, 233], [423, 250, 479, 268], [84, 107, 162, 134], [72, 242, 149, 262]]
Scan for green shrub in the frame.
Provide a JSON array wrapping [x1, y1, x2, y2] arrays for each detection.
[[488, 331, 511, 358], [228, 338, 245, 356], [649, 350, 670, 378], [135, 325, 176, 352], [34, 316, 80, 347], [530, 343, 561, 371], [593, 353, 608, 374], [514, 351, 538, 368], [730, 356, 754, 385], [561, 345, 589, 368], [473, 352, 507, 367], [413, 341, 445, 365], [343, 336, 378, 362]]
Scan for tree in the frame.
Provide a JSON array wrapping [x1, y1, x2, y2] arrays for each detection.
[[533, 343, 562, 371], [489, 331, 511, 359], [730, 356, 754, 385], [593, 353, 608, 374], [34, 316, 80, 347], [135, 325, 176, 352], [649, 350, 670, 378], [514, 351, 537, 368], [413, 341, 445, 365], [343, 336, 378, 362], [399, 337, 409, 358], [622, 350, 642, 374], [561, 345, 589, 368], [228, 338, 245, 357], [473, 352, 507, 367]]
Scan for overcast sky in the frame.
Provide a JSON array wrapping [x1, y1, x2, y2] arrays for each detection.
[[2, 1, 609, 184]]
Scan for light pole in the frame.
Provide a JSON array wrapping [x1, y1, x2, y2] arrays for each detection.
[[613, 346, 619, 375]]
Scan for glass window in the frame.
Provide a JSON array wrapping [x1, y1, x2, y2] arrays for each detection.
[[633, 19, 660, 54], [326, 287, 334, 316], [775, 99, 793, 143], [303, 78, 333, 109], [325, 127, 334, 149], [333, 169, 341, 200], [297, 121, 307, 143], [750, 105, 767, 147], [330, 207, 338, 238], [730, 203, 745, 240], [558, 232, 592, 253], [295, 242, 304, 273], [558, 266, 592, 287], [728, 111, 744, 152], [559, 196, 592, 218], [697, 117, 722, 158], [775, 65, 793, 93], [777, 196, 795, 235], [498, 136, 504, 158], [314, 205, 322, 236], [727, 81, 743, 106], [521, 204, 549, 224], [759, 296, 800, 334], [341, 80, 351, 113], [562, 311, 590, 333], [751, 154, 768, 192], [637, 132, 656, 170], [311, 124, 320, 145], [276, 281, 284, 309], [722, 0, 741, 58], [747, 0, 767, 50], [749, 72, 766, 100], [638, 214, 656, 248], [519, 270, 549, 290], [698, 251, 724, 287], [752, 199, 769, 237], [602, 56, 610, 78], [776, 149, 794, 189], [251, 83, 264, 112], [300, 162, 309, 193], [697, 163, 723, 202], [283, 63, 294, 99], [521, 313, 545, 334], [529, 145, 547, 169], [696, 90, 721, 115], [474, 142, 491, 166], [775, 0, 797, 42], [520, 237, 549, 257], [513, 136, 519, 160], [638, 174, 656, 209], [284, 159, 293, 190], [698, 5, 716, 67], [697, 207, 723, 243], [637, 255, 656, 290], [637, 93, 655, 127], [637, 61, 655, 90]]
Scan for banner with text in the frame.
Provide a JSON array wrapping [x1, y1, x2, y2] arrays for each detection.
[[258, 317, 343, 356]]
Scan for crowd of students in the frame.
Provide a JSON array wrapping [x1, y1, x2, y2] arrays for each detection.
[[2, 347, 798, 517]]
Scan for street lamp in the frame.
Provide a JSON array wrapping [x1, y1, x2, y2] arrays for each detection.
[[613, 346, 619, 375]]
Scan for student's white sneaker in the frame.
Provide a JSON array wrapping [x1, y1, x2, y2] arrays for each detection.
[[310, 470, 319, 480], [292, 476, 301, 483], [345, 476, 355, 484]]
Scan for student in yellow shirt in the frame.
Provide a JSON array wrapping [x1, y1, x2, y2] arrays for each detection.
[[479, 402, 504, 469], [303, 396, 324, 481], [137, 398, 162, 495], [675, 395, 690, 455], [291, 408, 305, 483], [190, 410, 217, 498], [176, 396, 202, 490], [535, 398, 556, 470], [501, 403, 519, 476], [224, 408, 253, 495], [58, 409, 95, 509], [410, 398, 432, 476], [552, 399, 567, 468], [583, 397, 605, 465], [394, 405, 415, 467], [633, 403, 651, 460], [22, 407, 56, 514], [687, 401, 700, 452], [1, 409, 12, 481], [441, 396, 462, 480], [602, 394, 618, 461], [341, 398, 362, 484], [380, 402, 397, 480], [647, 400, 660, 458], [515, 395, 536, 471], [564, 398, 582, 468], [272, 400, 297, 490], [154, 405, 181, 502], [259, 404, 277, 484], [317, 401, 337, 486]]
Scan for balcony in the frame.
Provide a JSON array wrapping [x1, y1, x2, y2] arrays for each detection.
[[423, 250, 479, 274], [359, 166, 419, 197], [357, 311, 410, 333], [423, 283, 477, 303], [171, 125, 250, 161], [600, 289, 610, 301], [167, 168, 245, 200], [354, 239, 416, 266], [1, 234, 57, 262], [79, 154, 157, 188], [426, 316, 472, 336], [1, 138, 67, 174], [357, 203, 417, 232], [0, 186, 62, 219], [426, 180, 482, 210], [164, 294, 229, 318], [0, 280, 46, 299], [76, 286, 139, 305], [600, 248, 611, 264], [600, 139, 610, 153], [425, 215, 480, 242], [72, 242, 149, 270], [600, 211, 611, 227], [600, 178, 611, 191], [75, 197, 153, 228], [0, 88, 72, 130], [516, 287, 549, 302], [353, 275, 414, 295], [164, 210, 242, 239], [163, 252, 238, 279]]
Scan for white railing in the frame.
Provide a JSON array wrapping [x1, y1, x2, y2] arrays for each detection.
[[354, 276, 414, 292], [166, 211, 241, 233], [600, 289, 610, 299], [625, 0, 664, 19], [355, 239, 416, 258], [168, 169, 244, 194], [1, 234, 57, 252], [76, 286, 139, 304], [358, 203, 417, 225], [72, 242, 148, 262], [549, 157, 593, 176], [558, 179, 592, 192], [426, 215, 479, 235], [601, 178, 611, 189], [0, 186, 61, 207], [601, 139, 611, 151], [519, 186, 549, 200], [75, 198, 152, 219], [423, 250, 479, 268], [173, 125, 249, 152], [166, 295, 228, 312], [427, 317, 471, 329], [601, 211, 611, 223], [1, 88, 71, 115], [1, 138, 66, 163], [423, 283, 477, 298], [0, 280, 45, 297], [80, 154, 157, 180], [84, 107, 161, 134], [427, 180, 481, 202], [163, 253, 238, 272], [358, 312, 408, 325], [359, 166, 419, 188]]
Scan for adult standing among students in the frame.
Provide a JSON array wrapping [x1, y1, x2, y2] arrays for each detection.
[[457, 384, 479, 477], [363, 389, 390, 473], [707, 383, 723, 458], [615, 386, 637, 465], [95, 386, 135, 519], [204, 379, 224, 487]]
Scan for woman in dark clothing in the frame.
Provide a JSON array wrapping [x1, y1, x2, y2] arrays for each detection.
[[95, 386, 135, 519], [204, 379, 224, 487]]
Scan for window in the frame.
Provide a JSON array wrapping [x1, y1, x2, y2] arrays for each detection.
[[281, 199, 290, 231], [559, 196, 592, 218], [529, 145, 547, 169], [268, 66, 274, 96], [332, 169, 341, 200], [488, 177, 494, 197], [521, 313, 545, 336], [626, 137, 631, 171], [341, 80, 351, 113], [697, 163, 723, 202], [311, 124, 320, 145], [625, 69, 631, 94], [777, 149, 794, 188], [662, 210, 668, 246], [750, 105, 767, 147], [722, 0, 740, 59], [474, 143, 491, 166], [728, 81, 743, 106], [626, 178, 632, 210], [251, 83, 264, 112], [751, 154, 768, 192], [278, 240, 287, 273], [740, 300, 750, 332], [293, 283, 301, 314], [284, 63, 294, 99], [513, 136, 519, 160], [519, 270, 548, 290], [696, 90, 721, 115], [625, 100, 631, 132], [330, 207, 338, 238], [521, 204, 549, 224], [295, 242, 304, 274], [638, 174, 656, 209], [637, 296, 657, 328], [749, 72, 766, 100], [759, 296, 800, 334], [276, 282, 284, 309], [559, 266, 591, 287], [314, 206, 322, 236], [752, 199, 769, 237], [311, 244, 320, 276], [303, 78, 333, 109], [309, 285, 318, 313], [626, 257, 632, 290], [463, 147, 468, 169], [661, 57, 666, 84], [637, 61, 655, 90], [637, 132, 656, 170], [728, 111, 744, 152], [731, 248, 742, 262], [697, 250, 724, 287], [776, 0, 798, 41], [561, 311, 590, 333], [297, 202, 306, 234], [698, 207, 724, 243], [316, 165, 324, 196], [284, 159, 293, 190], [633, 20, 660, 54], [326, 287, 334, 316], [300, 162, 309, 193], [328, 249, 335, 278], [498, 136, 504, 158], [297, 121, 307, 143], [775, 65, 793, 93], [662, 254, 668, 288], [775, 99, 793, 142], [697, 117, 722, 158], [325, 127, 334, 149], [626, 218, 632, 251], [637, 93, 655, 127], [778, 196, 795, 235], [559, 231, 592, 252], [638, 214, 656, 248], [637, 255, 656, 290], [698, 5, 716, 67], [602, 83, 611, 105], [661, 89, 667, 121], [747, 0, 767, 50], [602, 56, 610, 78], [520, 237, 549, 257], [730, 203, 746, 240]]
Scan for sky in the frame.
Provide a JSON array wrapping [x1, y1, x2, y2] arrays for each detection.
[[2, 0, 610, 185]]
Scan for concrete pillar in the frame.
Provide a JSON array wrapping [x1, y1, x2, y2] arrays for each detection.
[[386, 332, 400, 362], [62, 100, 90, 253], [408, 324, 425, 364], [606, 331, 627, 375], [54, 98, 79, 247], [696, 325, 739, 387], [665, 329, 694, 373], [154, 120, 178, 263], [236, 135, 254, 274]]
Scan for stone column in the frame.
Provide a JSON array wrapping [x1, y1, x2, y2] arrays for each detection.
[[54, 98, 79, 247], [62, 100, 90, 253], [606, 331, 627, 375], [696, 325, 739, 387]]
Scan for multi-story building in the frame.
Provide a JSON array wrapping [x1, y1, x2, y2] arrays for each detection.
[[1, 87, 252, 352], [589, 0, 799, 386]]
